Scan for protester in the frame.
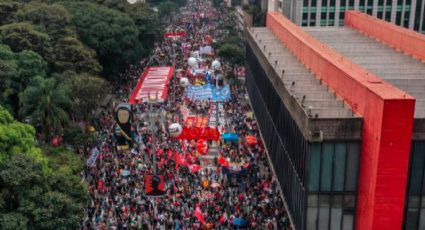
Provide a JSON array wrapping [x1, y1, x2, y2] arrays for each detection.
[[82, 1, 290, 229]]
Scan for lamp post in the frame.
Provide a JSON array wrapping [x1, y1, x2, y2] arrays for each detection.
[[147, 91, 161, 175]]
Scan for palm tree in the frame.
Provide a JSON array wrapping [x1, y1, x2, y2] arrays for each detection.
[[19, 76, 71, 143]]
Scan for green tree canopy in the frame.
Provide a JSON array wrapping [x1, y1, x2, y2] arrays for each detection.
[[0, 44, 47, 116], [0, 1, 22, 26], [218, 43, 244, 65], [0, 105, 36, 161], [157, 1, 179, 17], [15, 2, 72, 38], [51, 36, 102, 74], [58, 71, 110, 120], [62, 1, 143, 76], [0, 22, 51, 55], [19, 76, 71, 142], [126, 2, 162, 55], [0, 153, 87, 230]]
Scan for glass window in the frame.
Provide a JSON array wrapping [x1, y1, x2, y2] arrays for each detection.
[[334, 144, 346, 191], [307, 195, 318, 230], [349, 0, 355, 9], [342, 195, 356, 230], [342, 214, 354, 230], [318, 195, 330, 230], [408, 143, 425, 194], [309, 143, 321, 191], [405, 196, 420, 230], [396, 11, 402, 25], [330, 195, 343, 230], [345, 143, 360, 191], [321, 143, 334, 191], [329, 12, 335, 20], [419, 201, 425, 230]]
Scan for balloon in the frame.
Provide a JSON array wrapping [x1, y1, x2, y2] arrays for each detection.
[[188, 57, 197, 67], [180, 77, 190, 87], [196, 139, 208, 155], [168, 123, 183, 137], [212, 60, 221, 70]]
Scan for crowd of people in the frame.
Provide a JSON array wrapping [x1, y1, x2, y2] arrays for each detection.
[[82, 0, 291, 229]]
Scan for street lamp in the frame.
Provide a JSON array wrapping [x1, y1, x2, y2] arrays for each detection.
[[147, 91, 162, 175]]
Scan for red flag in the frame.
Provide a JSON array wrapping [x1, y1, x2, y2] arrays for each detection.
[[218, 213, 226, 224], [193, 207, 206, 225], [189, 164, 202, 173], [218, 157, 230, 167], [175, 152, 182, 169], [157, 149, 164, 157], [167, 150, 173, 159]]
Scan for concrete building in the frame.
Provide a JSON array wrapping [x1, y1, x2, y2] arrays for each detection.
[[245, 10, 425, 229], [267, 0, 425, 33]]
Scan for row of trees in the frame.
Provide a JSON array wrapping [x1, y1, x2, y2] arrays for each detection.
[[0, 0, 163, 142], [0, 1, 165, 229], [0, 105, 88, 230]]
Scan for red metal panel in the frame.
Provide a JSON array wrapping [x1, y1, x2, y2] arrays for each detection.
[[266, 12, 415, 230], [345, 10, 425, 62]]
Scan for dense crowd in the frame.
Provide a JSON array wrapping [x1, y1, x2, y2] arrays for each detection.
[[82, 1, 291, 229]]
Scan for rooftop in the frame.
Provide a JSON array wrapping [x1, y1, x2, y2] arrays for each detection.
[[250, 27, 358, 119], [304, 27, 425, 117]]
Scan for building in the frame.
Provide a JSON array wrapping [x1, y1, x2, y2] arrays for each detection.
[[245, 10, 425, 229], [267, 0, 425, 33]]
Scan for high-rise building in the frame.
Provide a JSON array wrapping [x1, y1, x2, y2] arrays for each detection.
[[245, 10, 425, 229], [267, 0, 425, 33]]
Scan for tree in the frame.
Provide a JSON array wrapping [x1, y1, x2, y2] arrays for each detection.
[[19, 76, 71, 142], [0, 22, 52, 56], [62, 1, 143, 76], [0, 105, 36, 162], [0, 1, 22, 26], [0, 153, 88, 230], [51, 36, 102, 74], [15, 2, 72, 38], [218, 43, 244, 65], [126, 2, 163, 55], [0, 44, 47, 115], [58, 71, 110, 120], [158, 1, 179, 17]]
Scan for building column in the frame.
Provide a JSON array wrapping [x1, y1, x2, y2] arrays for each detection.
[[335, 0, 341, 26], [408, 0, 417, 29], [391, 0, 397, 23], [316, 0, 322, 26], [372, 0, 379, 16]]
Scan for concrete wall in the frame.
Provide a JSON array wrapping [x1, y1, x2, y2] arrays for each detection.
[[266, 11, 416, 230], [345, 10, 425, 62]]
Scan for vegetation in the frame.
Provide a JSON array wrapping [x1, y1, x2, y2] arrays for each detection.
[[0, 1, 163, 229], [0, 106, 88, 230], [0, 0, 162, 139]]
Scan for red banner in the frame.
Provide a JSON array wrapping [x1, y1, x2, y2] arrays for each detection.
[[185, 116, 209, 127], [177, 127, 220, 140], [164, 31, 187, 38], [129, 66, 174, 104]]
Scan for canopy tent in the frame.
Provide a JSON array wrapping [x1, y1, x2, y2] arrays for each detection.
[[221, 132, 239, 142], [129, 66, 174, 104]]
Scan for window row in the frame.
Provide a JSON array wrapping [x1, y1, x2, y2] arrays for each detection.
[[307, 194, 356, 230], [308, 142, 360, 192]]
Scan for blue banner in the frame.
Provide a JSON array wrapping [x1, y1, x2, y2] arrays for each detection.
[[187, 84, 231, 102]]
